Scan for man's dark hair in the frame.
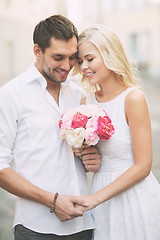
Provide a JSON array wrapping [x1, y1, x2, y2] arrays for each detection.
[[33, 14, 78, 52]]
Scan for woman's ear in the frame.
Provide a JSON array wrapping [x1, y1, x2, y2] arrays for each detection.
[[33, 44, 42, 59]]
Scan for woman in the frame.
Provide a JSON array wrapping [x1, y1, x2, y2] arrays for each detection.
[[73, 25, 160, 239]]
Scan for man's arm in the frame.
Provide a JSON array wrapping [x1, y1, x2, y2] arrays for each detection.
[[0, 87, 87, 222], [0, 167, 52, 206], [0, 167, 88, 221]]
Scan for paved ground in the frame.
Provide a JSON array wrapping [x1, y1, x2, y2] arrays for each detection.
[[0, 77, 160, 240], [143, 78, 160, 181], [0, 189, 15, 240]]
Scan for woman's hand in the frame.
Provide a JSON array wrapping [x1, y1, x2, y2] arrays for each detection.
[[75, 194, 99, 212]]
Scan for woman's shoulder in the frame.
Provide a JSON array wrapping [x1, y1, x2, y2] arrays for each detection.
[[125, 88, 149, 118], [125, 88, 146, 105]]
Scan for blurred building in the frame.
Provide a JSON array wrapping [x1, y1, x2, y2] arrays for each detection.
[[0, 0, 160, 86], [68, 0, 160, 79], [101, 0, 160, 79], [0, 0, 67, 86]]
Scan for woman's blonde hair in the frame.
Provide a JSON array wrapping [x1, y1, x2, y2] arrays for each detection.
[[73, 24, 141, 92]]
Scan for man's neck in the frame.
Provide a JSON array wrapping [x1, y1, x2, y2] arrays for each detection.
[[46, 83, 60, 106]]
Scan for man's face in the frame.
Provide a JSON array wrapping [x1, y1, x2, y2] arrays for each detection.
[[37, 36, 77, 84]]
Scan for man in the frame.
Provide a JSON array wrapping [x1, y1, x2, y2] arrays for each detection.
[[0, 15, 101, 240]]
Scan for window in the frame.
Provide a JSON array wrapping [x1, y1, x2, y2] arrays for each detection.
[[7, 41, 15, 79], [129, 33, 138, 61], [128, 31, 150, 70], [5, 0, 11, 7]]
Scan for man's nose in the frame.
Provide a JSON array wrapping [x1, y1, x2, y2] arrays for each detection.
[[61, 58, 71, 71]]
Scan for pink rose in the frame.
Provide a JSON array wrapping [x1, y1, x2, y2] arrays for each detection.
[[85, 128, 99, 146], [71, 112, 88, 129], [59, 114, 64, 129], [97, 116, 115, 140], [59, 119, 63, 129], [59, 104, 115, 147], [86, 117, 98, 130]]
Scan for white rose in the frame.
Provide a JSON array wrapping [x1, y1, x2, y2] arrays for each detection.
[[66, 128, 85, 148]]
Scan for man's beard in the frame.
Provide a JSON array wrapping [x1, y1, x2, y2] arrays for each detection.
[[41, 57, 68, 84], [41, 68, 66, 84]]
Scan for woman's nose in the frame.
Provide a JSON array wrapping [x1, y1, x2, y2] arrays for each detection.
[[80, 61, 88, 72]]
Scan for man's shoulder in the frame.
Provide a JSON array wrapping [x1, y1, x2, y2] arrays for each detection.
[[0, 71, 27, 97]]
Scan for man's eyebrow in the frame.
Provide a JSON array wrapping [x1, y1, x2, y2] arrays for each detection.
[[51, 52, 77, 57], [51, 54, 64, 57]]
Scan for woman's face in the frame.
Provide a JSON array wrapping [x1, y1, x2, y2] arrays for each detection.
[[77, 41, 113, 85]]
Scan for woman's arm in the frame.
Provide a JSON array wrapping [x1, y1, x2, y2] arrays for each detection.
[[80, 89, 152, 210]]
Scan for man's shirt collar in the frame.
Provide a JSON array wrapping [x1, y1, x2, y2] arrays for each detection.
[[26, 62, 71, 92]]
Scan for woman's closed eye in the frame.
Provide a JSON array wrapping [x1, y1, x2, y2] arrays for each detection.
[[88, 58, 94, 62]]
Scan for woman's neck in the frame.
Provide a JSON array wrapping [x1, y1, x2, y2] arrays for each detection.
[[96, 75, 127, 102]]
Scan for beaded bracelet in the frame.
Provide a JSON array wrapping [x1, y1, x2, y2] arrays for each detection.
[[50, 192, 59, 213]]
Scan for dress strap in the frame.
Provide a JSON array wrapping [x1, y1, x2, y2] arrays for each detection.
[[122, 87, 137, 97]]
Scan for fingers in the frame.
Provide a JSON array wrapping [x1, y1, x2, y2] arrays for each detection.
[[82, 158, 101, 172], [72, 196, 89, 207], [72, 143, 89, 157], [74, 195, 97, 212], [81, 147, 101, 162], [73, 146, 101, 172], [75, 205, 88, 212], [54, 195, 87, 222], [82, 153, 101, 161], [85, 164, 100, 172], [81, 147, 101, 172], [82, 146, 98, 155], [81, 156, 101, 172], [72, 143, 89, 151], [82, 159, 100, 166], [69, 207, 84, 218], [72, 148, 83, 156], [56, 207, 84, 222], [81, 142, 90, 148]]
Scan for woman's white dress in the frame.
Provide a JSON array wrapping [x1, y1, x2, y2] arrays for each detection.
[[86, 87, 160, 240]]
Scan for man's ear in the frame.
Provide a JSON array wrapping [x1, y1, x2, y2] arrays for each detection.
[[33, 44, 42, 58]]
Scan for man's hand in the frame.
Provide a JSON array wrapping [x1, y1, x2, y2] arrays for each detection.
[[81, 146, 101, 172], [73, 144, 101, 172], [54, 195, 89, 222], [72, 143, 89, 157]]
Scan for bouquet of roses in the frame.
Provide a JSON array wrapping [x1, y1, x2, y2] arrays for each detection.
[[59, 104, 115, 148]]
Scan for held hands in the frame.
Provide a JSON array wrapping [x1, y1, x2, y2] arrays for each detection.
[[54, 145, 101, 222], [54, 195, 89, 222], [73, 144, 101, 172], [75, 194, 98, 212]]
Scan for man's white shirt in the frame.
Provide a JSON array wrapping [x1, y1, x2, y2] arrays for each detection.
[[0, 63, 95, 235]]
